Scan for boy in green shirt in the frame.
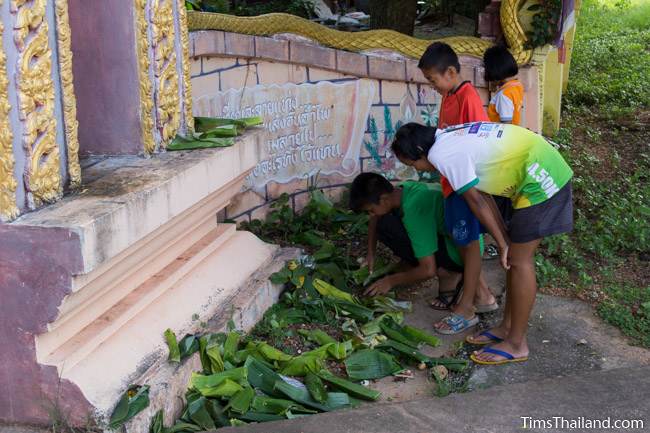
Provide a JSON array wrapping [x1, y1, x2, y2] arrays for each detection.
[[349, 173, 496, 323]]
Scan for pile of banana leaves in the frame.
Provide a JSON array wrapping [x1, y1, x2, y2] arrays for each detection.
[[167, 116, 263, 151], [110, 258, 468, 431]]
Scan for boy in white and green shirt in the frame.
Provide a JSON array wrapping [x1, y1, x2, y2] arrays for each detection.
[[392, 122, 573, 365]]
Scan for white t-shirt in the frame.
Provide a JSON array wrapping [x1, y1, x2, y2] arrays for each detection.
[[428, 122, 573, 209]]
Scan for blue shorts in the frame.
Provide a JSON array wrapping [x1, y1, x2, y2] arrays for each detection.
[[444, 192, 486, 247]]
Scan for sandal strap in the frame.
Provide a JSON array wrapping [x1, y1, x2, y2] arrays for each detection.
[[481, 347, 514, 360]]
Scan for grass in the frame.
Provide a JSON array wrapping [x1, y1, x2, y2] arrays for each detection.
[[536, 0, 650, 347]]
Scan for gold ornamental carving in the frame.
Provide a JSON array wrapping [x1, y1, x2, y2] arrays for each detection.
[[55, 0, 81, 187], [134, 0, 156, 153], [0, 0, 18, 221], [177, 0, 194, 132], [12, 0, 62, 207], [187, 0, 532, 64], [151, 0, 181, 145]]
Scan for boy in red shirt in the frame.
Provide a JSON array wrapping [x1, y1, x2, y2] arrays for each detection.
[[417, 42, 497, 334]]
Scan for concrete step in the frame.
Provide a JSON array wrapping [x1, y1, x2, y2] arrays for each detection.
[[214, 365, 650, 433]]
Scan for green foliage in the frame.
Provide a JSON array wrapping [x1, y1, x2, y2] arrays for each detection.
[[187, 0, 317, 18], [564, 0, 650, 112], [525, 0, 562, 49], [597, 284, 650, 348]]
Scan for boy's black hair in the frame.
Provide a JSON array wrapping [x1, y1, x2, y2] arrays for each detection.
[[349, 172, 394, 212], [483, 44, 519, 82], [418, 42, 461, 74], [391, 122, 437, 162]]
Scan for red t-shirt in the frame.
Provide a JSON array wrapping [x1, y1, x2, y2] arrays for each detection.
[[437, 81, 489, 197]]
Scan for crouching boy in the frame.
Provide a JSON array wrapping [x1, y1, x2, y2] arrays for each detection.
[[349, 172, 465, 299]]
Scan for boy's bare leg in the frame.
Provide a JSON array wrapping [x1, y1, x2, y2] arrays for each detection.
[[473, 239, 541, 361], [434, 240, 481, 329], [475, 273, 496, 306], [437, 267, 462, 291]]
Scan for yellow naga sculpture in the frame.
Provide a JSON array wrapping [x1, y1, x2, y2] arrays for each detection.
[[188, 0, 533, 64]]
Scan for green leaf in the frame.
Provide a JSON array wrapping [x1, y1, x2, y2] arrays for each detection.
[[305, 372, 328, 404], [256, 342, 293, 362], [344, 349, 401, 380], [108, 385, 150, 430], [370, 296, 412, 313], [279, 354, 324, 377], [379, 318, 421, 349], [225, 387, 255, 414], [313, 279, 357, 303], [178, 335, 200, 360], [244, 356, 283, 397], [402, 325, 441, 348], [527, 4, 542, 11], [163, 422, 202, 433], [313, 241, 336, 262], [223, 331, 240, 363], [164, 329, 181, 363], [190, 368, 248, 397], [149, 409, 164, 433], [273, 380, 349, 412], [185, 397, 215, 430], [316, 370, 381, 401]]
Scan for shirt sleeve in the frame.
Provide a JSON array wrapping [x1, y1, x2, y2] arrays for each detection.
[[429, 147, 479, 195], [494, 92, 515, 121]]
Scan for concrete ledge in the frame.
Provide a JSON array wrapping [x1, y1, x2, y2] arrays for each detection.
[[12, 131, 263, 275]]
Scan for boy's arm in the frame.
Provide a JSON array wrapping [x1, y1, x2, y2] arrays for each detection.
[[367, 216, 378, 273], [462, 187, 510, 269], [480, 191, 509, 237], [364, 256, 436, 296]]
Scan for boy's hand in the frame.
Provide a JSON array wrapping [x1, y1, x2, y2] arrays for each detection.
[[363, 276, 393, 297], [499, 243, 510, 270]]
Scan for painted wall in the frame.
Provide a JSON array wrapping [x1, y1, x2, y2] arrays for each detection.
[[189, 31, 541, 222]]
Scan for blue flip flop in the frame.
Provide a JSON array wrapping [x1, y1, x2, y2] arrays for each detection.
[[465, 330, 504, 345], [435, 313, 479, 335], [470, 347, 529, 365]]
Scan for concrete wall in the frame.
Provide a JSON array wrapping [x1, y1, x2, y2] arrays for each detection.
[[189, 31, 541, 222]]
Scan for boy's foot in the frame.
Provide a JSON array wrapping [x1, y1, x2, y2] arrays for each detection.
[[430, 290, 459, 310], [465, 328, 506, 345], [470, 340, 529, 365]]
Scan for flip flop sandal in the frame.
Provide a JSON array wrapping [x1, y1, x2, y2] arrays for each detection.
[[430, 277, 464, 311], [435, 313, 479, 335], [465, 330, 504, 345], [470, 347, 529, 365], [484, 244, 499, 260], [475, 301, 499, 313]]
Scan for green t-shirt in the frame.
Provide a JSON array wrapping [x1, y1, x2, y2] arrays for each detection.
[[400, 181, 463, 266]]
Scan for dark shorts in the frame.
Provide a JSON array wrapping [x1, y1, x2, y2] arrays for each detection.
[[444, 192, 486, 247], [376, 211, 463, 273], [503, 181, 574, 243]]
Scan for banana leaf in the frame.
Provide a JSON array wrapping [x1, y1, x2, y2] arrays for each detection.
[[313, 279, 357, 304], [279, 354, 324, 377], [250, 396, 316, 415], [344, 349, 401, 380], [190, 368, 248, 397], [377, 340, 468, 371], [167, 134, 234, 151], [298, 328, 336, 345], [229, 419, 248, 426], [273, 380, 349, 412], [244, 356, 283, 397], [313, 241, 336, 262], [360, 313, 404, 336], [402, 325, 441, 348], [305, 372, 327, 404], [370, 296, 412, 313], [164, 329, 181, 363], [225, 387, 255, 414], [149, 409, 164, 433], [223, 331, 240, 363], [256, 342, 292, 362], [379, 319, 421, 349], [178, 334, 200, 360], [238, 412, 286, 422], [185, 397, 215, 430], [326, 299, 374, 322], [316, 370, 380, 401], [109, 385, 150, 429], [199, 335, 224, 374]]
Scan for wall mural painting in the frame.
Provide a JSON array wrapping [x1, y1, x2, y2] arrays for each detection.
[[195, 80, 375, 193]]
